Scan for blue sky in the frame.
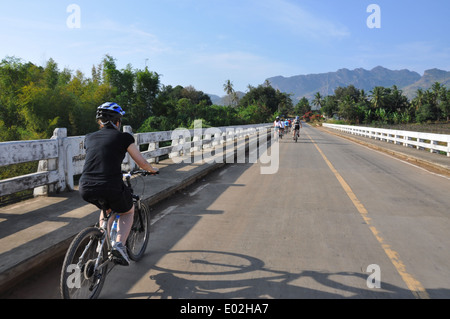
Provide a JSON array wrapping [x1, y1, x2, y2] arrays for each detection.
[[1, 0, 449, 96]]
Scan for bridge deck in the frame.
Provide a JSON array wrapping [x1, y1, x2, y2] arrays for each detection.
[[0, 125, 448, 296]]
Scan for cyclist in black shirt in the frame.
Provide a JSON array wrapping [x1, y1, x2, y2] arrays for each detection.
[[292, 116, 302, 140], [79, 102, 158, 265]]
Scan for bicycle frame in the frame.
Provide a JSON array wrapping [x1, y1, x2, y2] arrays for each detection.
[[75, 210, 116, 285], [61, 169, 156, 299], [74, 173, 142, 283], [91, 171, 145, 269]]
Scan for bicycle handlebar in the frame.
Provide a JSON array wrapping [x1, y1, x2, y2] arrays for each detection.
[[122, 169, 160, 178]]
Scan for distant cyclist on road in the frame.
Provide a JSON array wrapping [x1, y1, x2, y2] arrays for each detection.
[[284, 119, 290, 134], [279, 118, 285, 137], [292, 116, 302, 140], [274, 116, 281, 139], [79, 102, 159, 266]]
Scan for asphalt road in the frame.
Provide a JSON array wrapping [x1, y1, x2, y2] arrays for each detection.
[[5, 125, 450, 299]]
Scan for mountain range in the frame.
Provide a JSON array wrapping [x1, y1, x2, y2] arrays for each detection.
[[268, 66, 450, 102], [209, 66, 450, 105]]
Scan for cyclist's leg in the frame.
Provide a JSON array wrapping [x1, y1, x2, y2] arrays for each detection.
[[116, 208, 134, 244], [94, 184, 134, 265], [108, 185, 135, 244], [99, 209, 114, 239], [110, 206, 134, 266]]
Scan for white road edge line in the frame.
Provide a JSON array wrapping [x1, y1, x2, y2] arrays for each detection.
[[323, 129, 450, 181], [356, 140, 450, 181], [189, 183, 210, 196], [151, 205, 178, 225]]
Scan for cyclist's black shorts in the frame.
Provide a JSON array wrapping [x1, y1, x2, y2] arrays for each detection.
[[79, 182, 133, 214]]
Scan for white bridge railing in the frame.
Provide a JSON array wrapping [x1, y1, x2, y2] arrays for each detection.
[[0, 123, 271, 198], [323, 123, 450, 157]]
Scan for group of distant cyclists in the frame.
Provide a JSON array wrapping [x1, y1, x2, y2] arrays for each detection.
[[273, 116, 302, 141]]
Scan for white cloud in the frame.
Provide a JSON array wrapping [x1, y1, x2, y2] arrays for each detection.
[[82, 20, 170, 56], [256, 0, 350, 40]]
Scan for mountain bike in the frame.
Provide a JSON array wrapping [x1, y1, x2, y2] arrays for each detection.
[[60, 170, 157, 299]]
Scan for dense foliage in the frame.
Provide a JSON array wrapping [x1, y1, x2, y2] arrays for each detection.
[[318, 84, 450, 125], [0, 56, 291, 142]]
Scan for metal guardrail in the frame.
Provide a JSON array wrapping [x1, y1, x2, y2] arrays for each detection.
[[323, 123, 450, 157], [0, 123, 272, 198]]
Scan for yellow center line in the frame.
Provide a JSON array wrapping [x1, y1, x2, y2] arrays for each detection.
[[306, 132, 430, 299]]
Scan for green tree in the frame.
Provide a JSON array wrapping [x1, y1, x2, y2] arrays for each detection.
[[239, 84, 290, 115], [133, 67, 160, 124], [223, 79, 238, 107], [335, 85, 360, 104], [413, 89, 425, 110], [320, 95, 338, 118], [17, 83, 59, 138], [370, 86, 386, 110], [223, 79, 234, 96], [238, 102, 272, 124], [312, 92, 324, 110], [0, 57, 40, 140], [181, 85, 212, 106], [438, 86, 450, 121], [431, 82, 444, 121], [294, 97, 311, 117], [416, 104, 434, 123], [338, 95, 357, 123]]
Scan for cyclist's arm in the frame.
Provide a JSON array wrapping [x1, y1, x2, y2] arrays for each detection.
[[127, 143, 159, 174]]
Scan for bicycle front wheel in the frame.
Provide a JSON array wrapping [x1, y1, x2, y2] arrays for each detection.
[[127, 202, 151, 261], [60, 227, 108, 299]]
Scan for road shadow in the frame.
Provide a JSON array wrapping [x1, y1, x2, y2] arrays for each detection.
[[119, 249, 417, 299]]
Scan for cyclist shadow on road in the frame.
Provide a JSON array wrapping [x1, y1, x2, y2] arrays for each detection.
[[122, 250, 415, 299]]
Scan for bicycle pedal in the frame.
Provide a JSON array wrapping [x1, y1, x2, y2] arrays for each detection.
[[112, 256, 129, 266]]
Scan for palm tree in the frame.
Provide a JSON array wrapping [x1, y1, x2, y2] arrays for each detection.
[[223, 79, 234, 95], [223, 79, 236, 107], [413, 88, 424, 110], [359, 89, 368, 103], [431, 82, 443, 107], [312, 92, 324, 110], [370, 86, 385, 110], [390, 85, 408, 113], [442, 87, 450, 121]]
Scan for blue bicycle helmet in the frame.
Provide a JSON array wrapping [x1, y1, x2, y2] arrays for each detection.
[[96, 102, 125, 122]]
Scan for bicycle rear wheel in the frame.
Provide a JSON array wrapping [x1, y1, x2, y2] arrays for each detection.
[[60, 227, 108, 299], [127, 202, 151, 261]]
